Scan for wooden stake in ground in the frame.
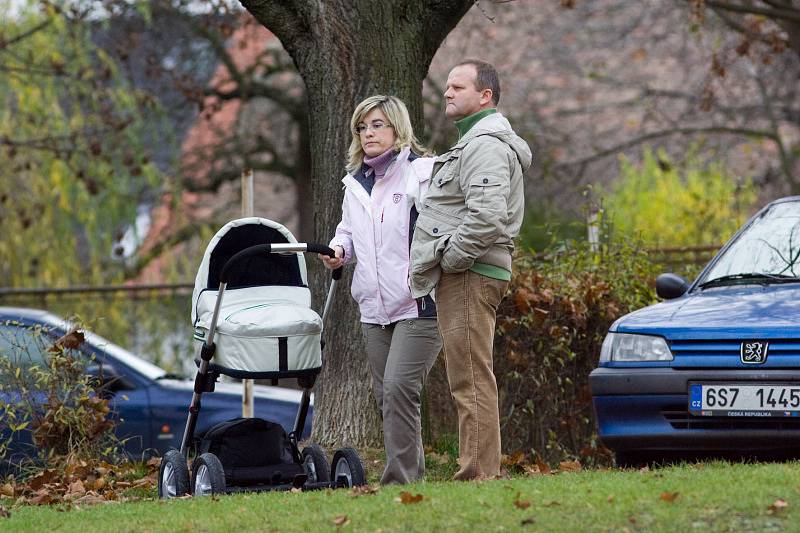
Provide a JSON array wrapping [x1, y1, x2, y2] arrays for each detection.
[[241, 168, 254, 418]]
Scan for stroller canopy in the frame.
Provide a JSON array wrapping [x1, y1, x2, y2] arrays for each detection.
[[191, 218, 322, 379]]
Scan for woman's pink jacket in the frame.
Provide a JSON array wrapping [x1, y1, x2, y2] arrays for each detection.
[[329, 148, 434, 325]]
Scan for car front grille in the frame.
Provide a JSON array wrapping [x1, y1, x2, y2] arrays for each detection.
[[662, 405, 800, 430], [669, 339, 800, 367]]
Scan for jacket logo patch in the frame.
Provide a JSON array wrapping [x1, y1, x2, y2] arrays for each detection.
[[393, 193, 402, 204]]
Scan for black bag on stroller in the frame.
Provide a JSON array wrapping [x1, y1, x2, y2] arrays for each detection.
[[200, 418, 305, 486]]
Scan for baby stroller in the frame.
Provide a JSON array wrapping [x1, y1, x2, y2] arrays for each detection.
[[158, 217, 365, 498]]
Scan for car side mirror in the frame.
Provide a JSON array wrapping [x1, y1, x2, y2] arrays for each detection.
[[87, 362, 136, 395], [656, 273, 689, 300]]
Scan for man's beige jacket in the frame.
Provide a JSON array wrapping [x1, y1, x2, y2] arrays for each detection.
[[410, 111, 533, 298]]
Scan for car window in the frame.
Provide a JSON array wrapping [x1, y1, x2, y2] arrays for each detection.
[[0, 322, 86, 386], [0, 323, 50, 367], [702, 202, 800, 281]]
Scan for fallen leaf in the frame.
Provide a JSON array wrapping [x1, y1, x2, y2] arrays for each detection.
[[503, 451, 526, 467], [513, 492, 531, 509], [543, 500, 561, 507], [607, 495, 615, 503], [767, 499, 789, 514], [397, 491, 424, 504], [659, 491, 680, 503], [68, 480, 86, 495], [559, 460, 581, 472], [290, 487, 302, 493], [27, 490, 53, 506], [0, 484, 14, 498], [333, 515, 350, 527], [72, 493, 107, 506], [535, 459, 551, 475], [0, 506, 9, 518], [521, 517, 535, 526], [349, 485, 379, 497]]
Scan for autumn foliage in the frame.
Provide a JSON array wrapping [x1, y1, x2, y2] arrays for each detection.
[[493, 241, 661, 466]]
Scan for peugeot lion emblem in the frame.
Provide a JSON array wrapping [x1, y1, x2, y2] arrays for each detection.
[[740, 341, 769, 364]]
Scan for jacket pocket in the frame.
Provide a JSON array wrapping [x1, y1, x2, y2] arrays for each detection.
[[411, 214, 454, 274], [431, 149, 462, 189]]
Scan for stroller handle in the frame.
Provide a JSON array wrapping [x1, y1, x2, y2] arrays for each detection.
[[220, 243, 343, 283]]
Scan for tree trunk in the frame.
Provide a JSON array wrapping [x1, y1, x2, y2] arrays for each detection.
[[241, 0, 475, 447], [295, 116, 314, 241]]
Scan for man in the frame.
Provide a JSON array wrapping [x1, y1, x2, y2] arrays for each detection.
[[410, 59, 532, 480]]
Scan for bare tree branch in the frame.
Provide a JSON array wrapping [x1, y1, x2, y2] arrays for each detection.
[[554, 126, 781, 170]]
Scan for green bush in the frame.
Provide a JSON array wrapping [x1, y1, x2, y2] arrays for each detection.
[[494, 240, 661, 466], [602, 148, 756, 247]]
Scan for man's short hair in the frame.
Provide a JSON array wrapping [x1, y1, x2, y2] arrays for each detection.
[[455, 59, 500, 106]]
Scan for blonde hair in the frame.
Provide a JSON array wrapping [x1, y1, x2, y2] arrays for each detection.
[[345, 95, 432, 174]]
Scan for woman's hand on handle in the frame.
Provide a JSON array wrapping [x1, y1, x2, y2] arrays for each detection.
[[320, 245, 344, 269]]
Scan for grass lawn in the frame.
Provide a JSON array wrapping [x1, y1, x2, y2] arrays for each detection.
[[3, 460, 800, 532]]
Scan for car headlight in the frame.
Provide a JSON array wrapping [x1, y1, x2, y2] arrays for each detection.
[[599, 332, 673, 362]]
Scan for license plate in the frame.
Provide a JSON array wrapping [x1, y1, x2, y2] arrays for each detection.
[[689, 383, 800, 417]]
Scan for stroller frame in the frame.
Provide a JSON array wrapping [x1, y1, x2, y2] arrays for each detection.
[[159, 235, 361, 498]]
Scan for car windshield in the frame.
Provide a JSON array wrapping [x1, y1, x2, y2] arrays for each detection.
[[701, 201, 800, 285]]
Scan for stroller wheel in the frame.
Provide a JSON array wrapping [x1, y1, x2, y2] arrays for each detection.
[[301, 444, 331, 483], [331, 447, 366, 488], [192, 452, 226, 497], [158, 450, 190, 499]]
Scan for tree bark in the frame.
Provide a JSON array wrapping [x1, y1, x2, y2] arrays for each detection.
[[240, 0, 475, 447]]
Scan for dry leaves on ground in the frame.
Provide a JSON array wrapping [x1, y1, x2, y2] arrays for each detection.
[[659, 491, 680, 503], [396, 491, 424, 504], [767, 499, 789, 514], [348, 485, 379, 497], [333, 515, 350, 527], [558, 460, 582, 472], [513, 492, 532, 509], [7, 458, 159, 507], [0, 505, 10, 518]]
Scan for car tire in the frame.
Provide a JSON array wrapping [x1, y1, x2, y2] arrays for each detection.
[[302, 444, 331, 483], [158, 449, 190, 499], [192, 452, 226, 496], [331, 447, 366, 487]]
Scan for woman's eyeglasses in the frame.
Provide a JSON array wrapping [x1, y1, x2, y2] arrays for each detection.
[[355, 121, 393, 135]]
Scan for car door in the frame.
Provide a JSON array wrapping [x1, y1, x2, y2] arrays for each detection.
[[81, 342, 155, 459]]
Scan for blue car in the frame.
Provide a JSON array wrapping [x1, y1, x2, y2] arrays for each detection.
[[590, 196, 800, 464], [0, 307, 311, 472]]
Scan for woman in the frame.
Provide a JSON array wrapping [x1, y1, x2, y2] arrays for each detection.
[[320, 95, 441, 485]]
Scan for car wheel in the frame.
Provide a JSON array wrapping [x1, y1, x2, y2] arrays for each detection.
[[158, 449, 190, 499], [301, 443, 331, 483], [331, 447, 366, 487], [192, 452, 226, 496]]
